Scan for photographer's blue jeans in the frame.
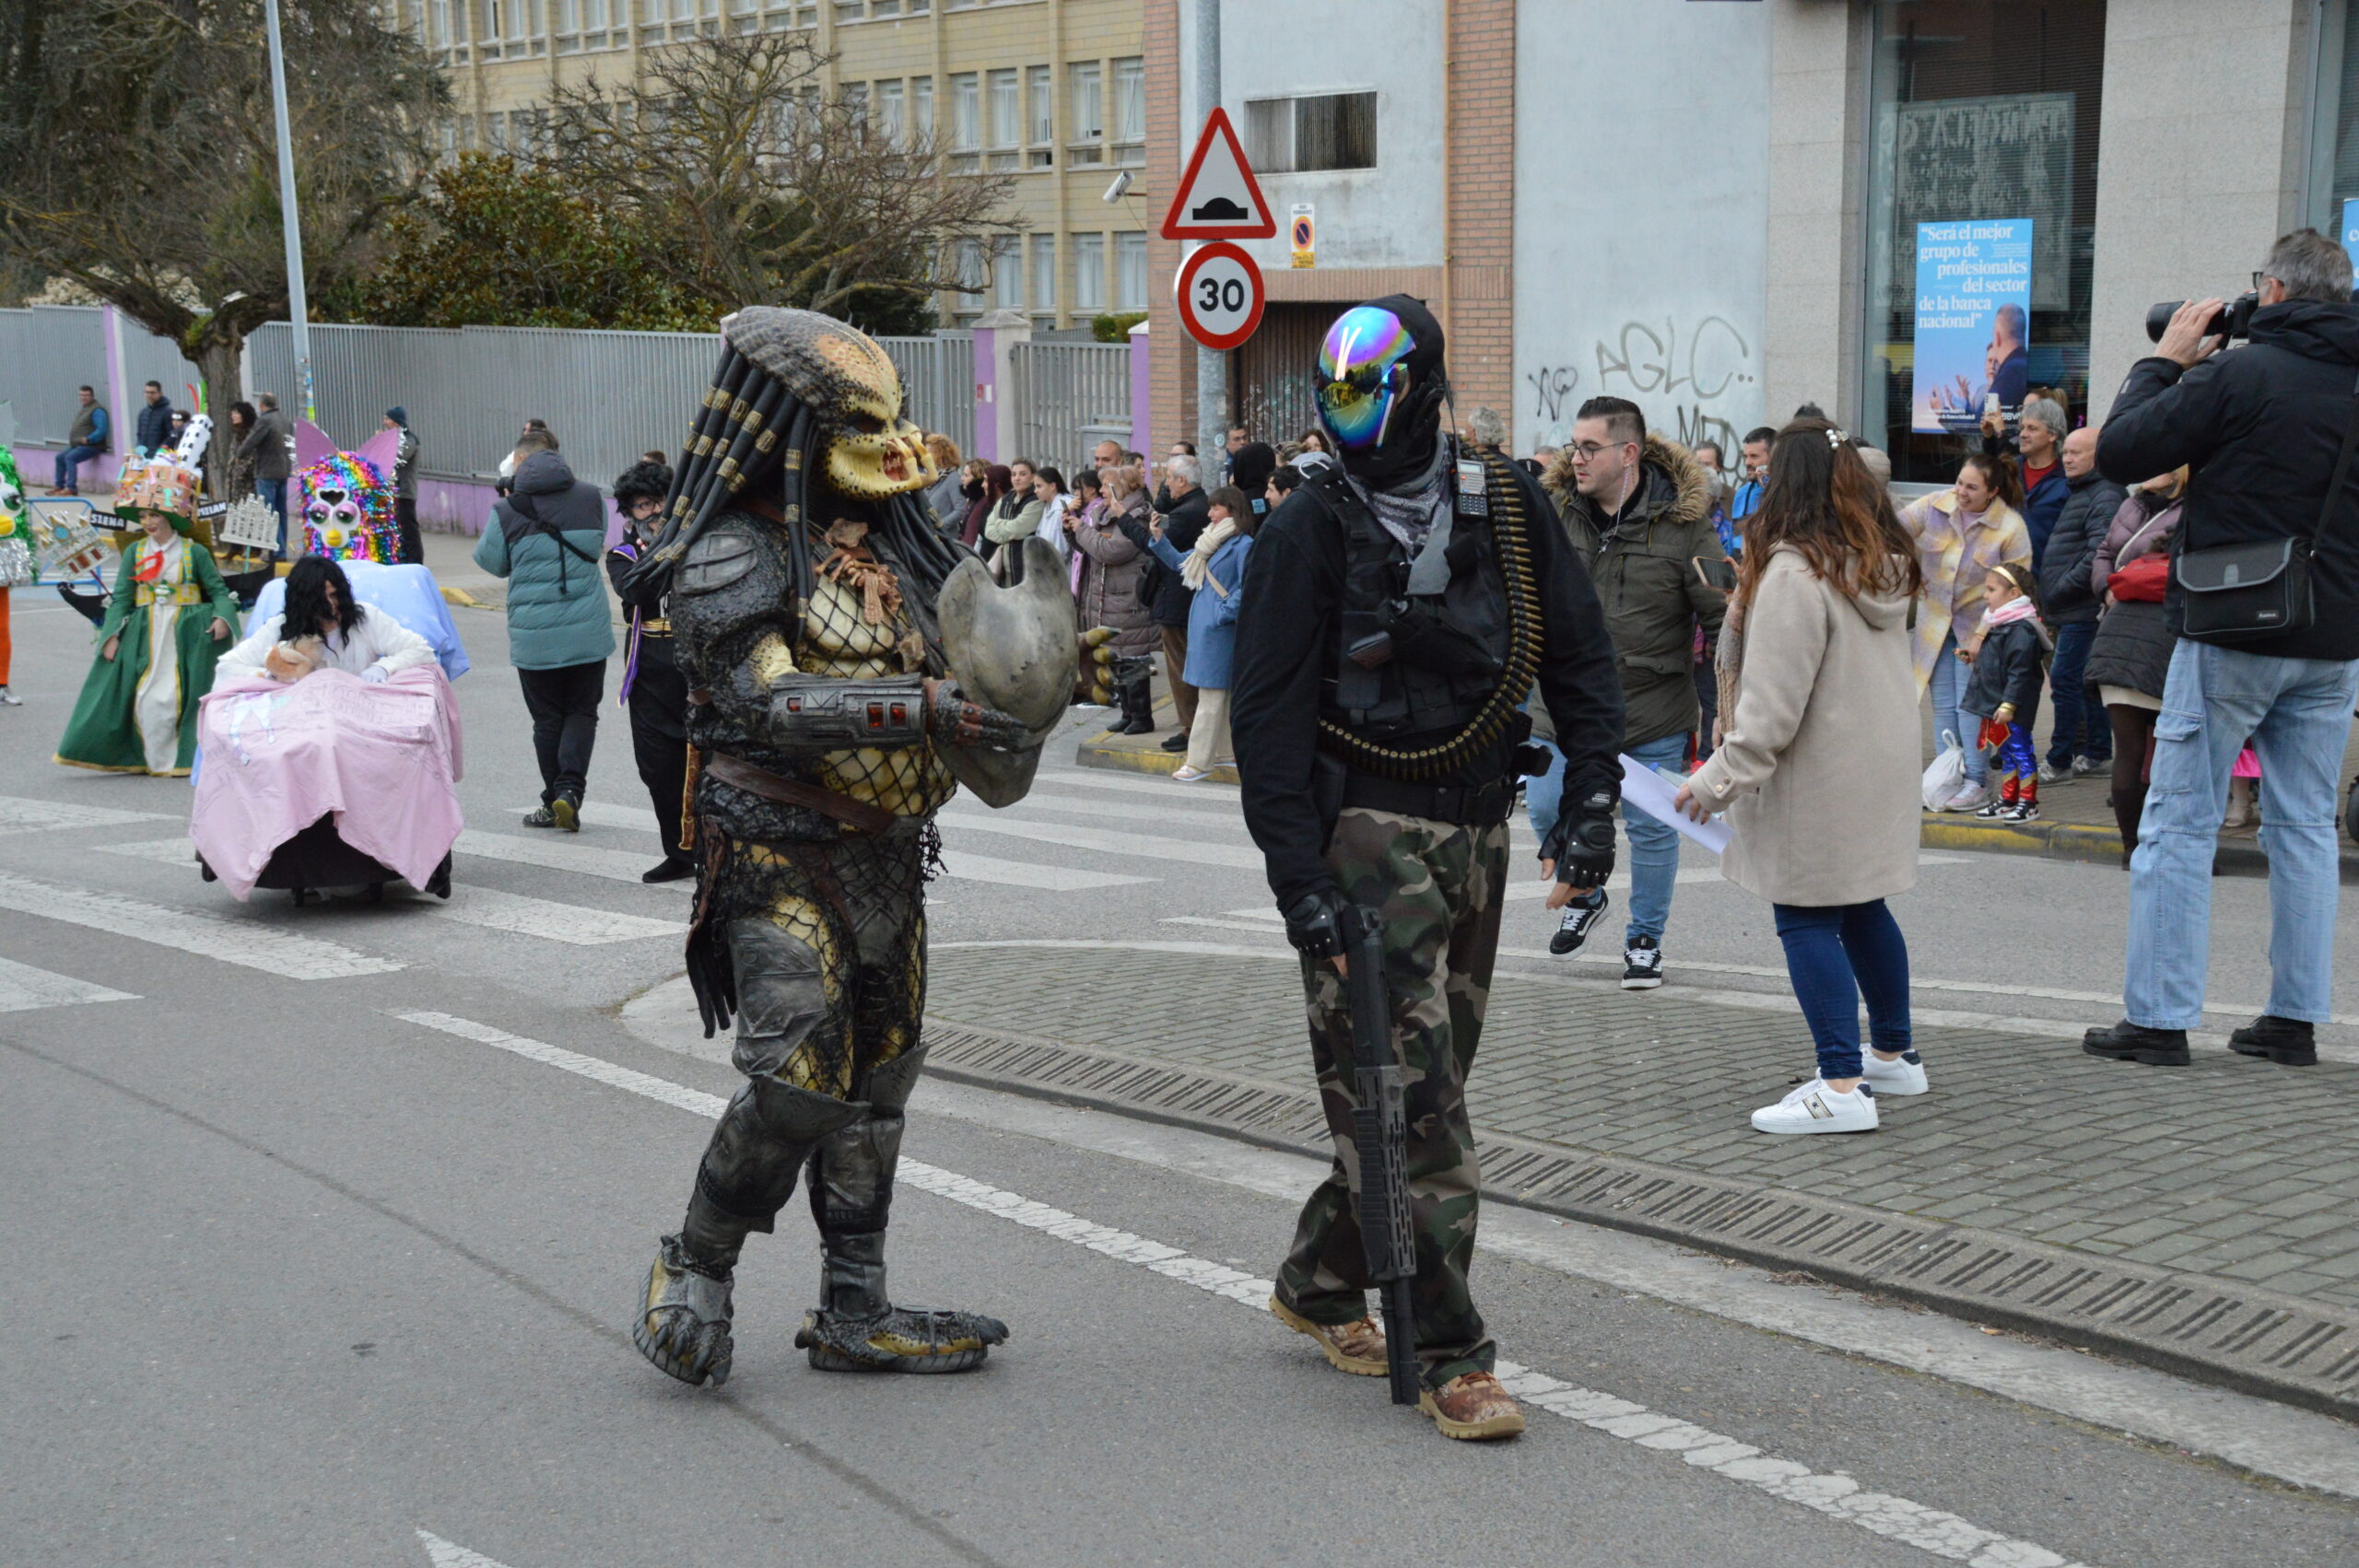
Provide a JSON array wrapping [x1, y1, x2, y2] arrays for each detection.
[[2046, 620, 2109, 766], [1926, 630, 1988, 786], [1521, 731, 1685, 946], [1772, 900, 1913, 1082], [2125, 641, 2359, 1030]]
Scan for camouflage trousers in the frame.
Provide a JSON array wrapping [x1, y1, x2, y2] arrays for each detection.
[[1275, 805, 1508, 1388]]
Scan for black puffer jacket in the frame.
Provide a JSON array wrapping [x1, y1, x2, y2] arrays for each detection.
[[2084, 496, 2184, 701], [2036, 470, 2128, 625], [1961, 617, 2048, 727], [2096, 299, 2359, 659]]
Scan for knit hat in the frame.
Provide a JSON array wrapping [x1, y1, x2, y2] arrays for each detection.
[[1227, 440, 1277, 497], [385, 406, 409, 427]]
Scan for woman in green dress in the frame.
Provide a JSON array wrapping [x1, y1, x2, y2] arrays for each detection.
[[55, 454, 239, 776]]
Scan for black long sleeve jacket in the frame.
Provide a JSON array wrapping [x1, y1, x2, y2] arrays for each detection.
[[1229, 459, 1625, 910]]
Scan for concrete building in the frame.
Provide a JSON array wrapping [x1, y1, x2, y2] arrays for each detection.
[[386, 0, 1145, 331], [1148, 0, 2359, 492]]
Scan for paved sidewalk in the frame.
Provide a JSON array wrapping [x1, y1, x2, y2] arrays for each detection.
[[922, 942, 2359, 1418]]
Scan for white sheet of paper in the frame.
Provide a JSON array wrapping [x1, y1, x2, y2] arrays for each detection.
[[1619, 753, 1731, 856]]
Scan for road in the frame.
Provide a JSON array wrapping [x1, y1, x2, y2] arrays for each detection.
[[4, 589, 2356, 1566]]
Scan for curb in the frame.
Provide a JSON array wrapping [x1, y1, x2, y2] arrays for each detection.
[[440, 585, 494, 609], [1074, 732, 2353, 880], [921, 1020, 2359, 1423]]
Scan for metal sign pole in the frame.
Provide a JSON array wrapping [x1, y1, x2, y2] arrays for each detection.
[[1192, 0, 1226, 462], [264, 0, 315, 424]]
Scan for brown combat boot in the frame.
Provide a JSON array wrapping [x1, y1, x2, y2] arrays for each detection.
[[1268, 1294, 1387, 1376], [1419, 1371, 1526, 1441]]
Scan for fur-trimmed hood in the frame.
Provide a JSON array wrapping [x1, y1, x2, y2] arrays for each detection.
[[1544, 432, 1712, 534]]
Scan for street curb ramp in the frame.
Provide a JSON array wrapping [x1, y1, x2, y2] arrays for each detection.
[[922, 1020, 2359, 1424]]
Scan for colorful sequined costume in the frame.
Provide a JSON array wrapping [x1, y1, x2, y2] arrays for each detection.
[[625, 308, 1056, 1389]]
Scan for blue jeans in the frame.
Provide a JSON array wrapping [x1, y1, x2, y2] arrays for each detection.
[[1927, 629, 1988, 785], [1522, 730, 1684, 944], [1772, 900, 1914, 1082], [2047, 620, 2109, 766], [53, 444, 101, 491], [2124, 641, 2359, 1030], [256, 476, 288, 554]]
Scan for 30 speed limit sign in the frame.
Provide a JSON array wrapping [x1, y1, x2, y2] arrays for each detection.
[[1175, 240, 1265, 352]]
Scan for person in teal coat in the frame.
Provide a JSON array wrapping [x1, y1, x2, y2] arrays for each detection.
[[473, 433, 616, 828]]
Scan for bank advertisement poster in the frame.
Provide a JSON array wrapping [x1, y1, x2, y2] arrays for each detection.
[[1912, 217, 2033, 435]]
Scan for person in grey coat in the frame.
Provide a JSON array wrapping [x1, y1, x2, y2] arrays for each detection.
[[238, 393, 296, 554], [383, 407, 423, 565]]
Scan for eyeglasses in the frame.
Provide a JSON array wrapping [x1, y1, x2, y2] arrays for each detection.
[[1570, 440, 1636, 461]]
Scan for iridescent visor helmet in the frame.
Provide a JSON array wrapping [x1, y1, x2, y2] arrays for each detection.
[[1316, 305, 1418, 452]]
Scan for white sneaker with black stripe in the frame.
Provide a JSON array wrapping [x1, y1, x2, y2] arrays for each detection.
[[1860, 1048, 1929, 1095], [1621, 937, 1663, 990], [1751, 1079, 1879, 1134]]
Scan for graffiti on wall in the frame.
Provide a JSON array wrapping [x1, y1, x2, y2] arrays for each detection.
[[1527, 312, 1757, 459]]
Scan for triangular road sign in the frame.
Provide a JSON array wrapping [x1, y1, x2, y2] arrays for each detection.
[[1160, 107, 1277, 241]]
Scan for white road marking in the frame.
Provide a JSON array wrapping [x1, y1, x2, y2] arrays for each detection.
[[936, 812, 1266, 871], [0, 872, 401, 979], [417, 1530, 519, 1568], [1031, 766, 1240, 799], [392, 1007, 2115, 1564], [96, 837, 200, 867], [454, 829, 675, 884], [923, 1079, 2359, 1502], [0, 795, 173, 836], [0, 955, 137, 1012], [432, 885, 685, 945], [938, 848, 1152, 891], [991, 790, 1250, 831]]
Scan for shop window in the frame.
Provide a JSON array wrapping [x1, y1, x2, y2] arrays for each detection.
[[1860, 1, 2107, 484]]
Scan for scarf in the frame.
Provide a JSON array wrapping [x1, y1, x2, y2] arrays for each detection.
[[1981, 596, 2038, 631], [1181, 517, 1238, 591], [1348, 438, 1452, 552]]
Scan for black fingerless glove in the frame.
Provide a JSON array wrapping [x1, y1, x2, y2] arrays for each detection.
[[1541, 786, 1618, 890], [1280, 884, 1350, 963]]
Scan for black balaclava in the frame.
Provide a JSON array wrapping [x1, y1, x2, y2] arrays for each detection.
[[1324, 294, 1450, 489]]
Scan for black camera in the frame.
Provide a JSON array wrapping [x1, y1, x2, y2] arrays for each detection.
[[2145, 291, 2259, 345]]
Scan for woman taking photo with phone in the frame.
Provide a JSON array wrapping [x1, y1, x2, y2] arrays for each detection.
[[1674, 421, 1928, 1134]]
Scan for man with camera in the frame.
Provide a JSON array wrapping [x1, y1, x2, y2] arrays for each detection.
[[2085, 228, 2359, 1071]]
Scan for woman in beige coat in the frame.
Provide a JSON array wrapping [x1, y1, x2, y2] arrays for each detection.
[[1673, 422, 1929, 1135]]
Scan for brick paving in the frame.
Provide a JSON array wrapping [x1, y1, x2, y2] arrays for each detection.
[[927, 944, 2359, 1312]]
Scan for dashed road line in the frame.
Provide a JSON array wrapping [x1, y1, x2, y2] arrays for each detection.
[[390, 1006, 2109, 1568]]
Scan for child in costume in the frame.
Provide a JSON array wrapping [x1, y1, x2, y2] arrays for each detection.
[[1959, 561, 2050, 824], [55, 440, 240, 775], [0, 442, 31, 706]]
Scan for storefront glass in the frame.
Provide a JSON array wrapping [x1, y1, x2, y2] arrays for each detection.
[[1860, 1, 2108, 485]]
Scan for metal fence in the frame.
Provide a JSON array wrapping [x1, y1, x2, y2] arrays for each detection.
[[1009, 340, 1133, 474], [0, 306, 107, 445], [890, 332, 976, 460]]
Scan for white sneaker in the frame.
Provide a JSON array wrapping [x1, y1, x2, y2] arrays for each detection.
[[0, 686, 18, 707], [1942, 781, 1989, 813], [1860, 1049, 1929, 1096], [1751, 1079, 1879, 1134]]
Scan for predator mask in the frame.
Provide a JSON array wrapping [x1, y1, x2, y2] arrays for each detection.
[[723, 308, 936, 500]]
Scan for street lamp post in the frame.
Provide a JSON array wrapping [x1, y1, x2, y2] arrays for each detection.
[[263, 0, 314, 423]]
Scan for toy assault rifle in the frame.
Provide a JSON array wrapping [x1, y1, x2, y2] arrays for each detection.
[[1342, 903, 1420, 1405]]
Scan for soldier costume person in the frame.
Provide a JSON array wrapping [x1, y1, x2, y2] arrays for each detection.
[[1229, 297, 1625, 1441], [621, 307, 1072, 1388]]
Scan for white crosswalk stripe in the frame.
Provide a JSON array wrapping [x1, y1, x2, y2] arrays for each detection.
[[0, 795, 174, 836], [454, 828, 675, 884], [0, 871, 402, 979], [988, 790, 1248, 832], [508, 802, 663, 835], [0, 955, 137, 1012], [432, 885, 685, 945]]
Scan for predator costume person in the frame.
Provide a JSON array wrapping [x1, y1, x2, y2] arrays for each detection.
[[1229, 298, 1625, 1441], [623, 308, 1074, 1388]]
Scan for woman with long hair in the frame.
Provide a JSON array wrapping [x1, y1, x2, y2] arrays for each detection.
[[956, 461, 1003, 549], [1674, 420, 1928, 1134], [1898, 446, 2032, 811], [223, 402, 260, 501], [1075, 464, 1159, 734], [216, 555, 434, 685]]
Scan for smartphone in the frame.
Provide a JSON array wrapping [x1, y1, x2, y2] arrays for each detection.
[[1693, 556, 1738, 594], [1983, 392, 2001, 418]]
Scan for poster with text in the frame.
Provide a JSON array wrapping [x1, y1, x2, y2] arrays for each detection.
[[1912, 217, 2033, 435]]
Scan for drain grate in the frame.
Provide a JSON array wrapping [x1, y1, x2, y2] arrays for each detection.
[[925, 1019, 2359, 1421]]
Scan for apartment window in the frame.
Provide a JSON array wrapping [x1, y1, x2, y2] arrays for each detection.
[[555, 0, 579, 48], [912, 76, 934, 142], [949, 72, 980, 172], [992, 236, 1024, 312], [1110, 57, 1144, 167], [1071, 232, 1105, 314], [1027, 64, 1055, 170], [1029, 234, 1057, 321], [842, 81, 869, 131], [1114, 231, 1146, 310], [955, 239, 987, 297], [429, 0, 453, 49], [877, 79, 906, 145], [1068, 61, 1103, 167], [874, 0, 902, 14], [987, 68, 1021, 172], [1244, 91, 1377, 174]]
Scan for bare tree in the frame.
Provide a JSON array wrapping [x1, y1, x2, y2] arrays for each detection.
[[548, 32, 1017, 332], [0, 0, 443, 424]]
